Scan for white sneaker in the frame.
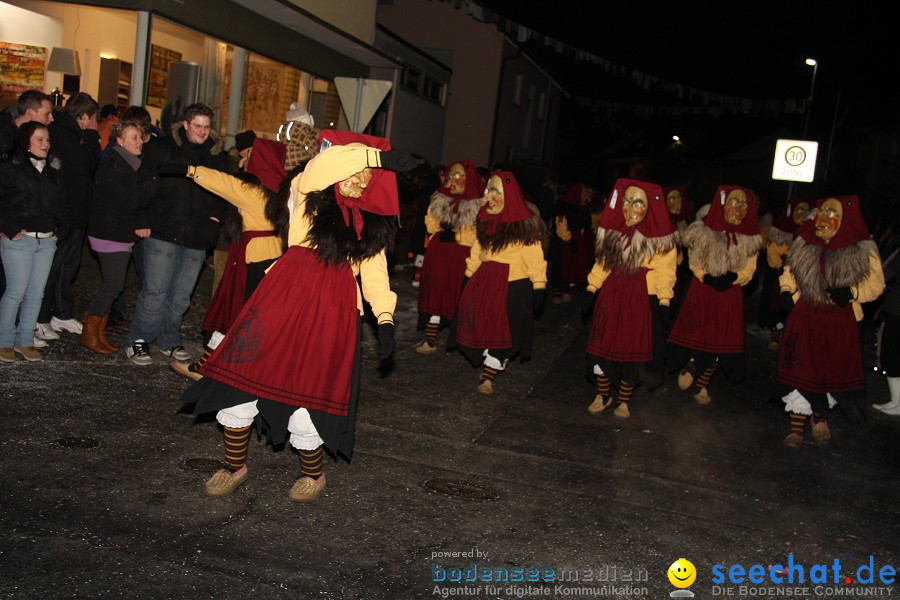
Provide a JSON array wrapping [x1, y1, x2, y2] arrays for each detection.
[[33, 337, 48, 349], [125, 339, 153, 366], [50, 316, 83, 334], [35, 322, 60, 340]]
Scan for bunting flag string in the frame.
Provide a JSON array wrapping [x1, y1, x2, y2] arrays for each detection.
[[433, 0, 809, 117]]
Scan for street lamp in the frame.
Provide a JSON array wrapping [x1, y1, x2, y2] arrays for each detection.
[[802, 58, 818, 139]]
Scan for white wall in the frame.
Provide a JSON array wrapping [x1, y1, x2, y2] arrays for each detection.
[[0, 1, 63, 93]]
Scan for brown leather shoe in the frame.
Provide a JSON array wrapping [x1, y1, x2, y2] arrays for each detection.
[[415, 340, 436, 354], [171, 359, 203, 382], [587, 395, 613, 414], [477, 378, 494, 395], [97, 314, 119, 352], [613, 402, 631, 418], [0, 347, 15, 363], [80, 314, 114, 355], [782, 432, 804, 448], [14, 346, 42, 362]]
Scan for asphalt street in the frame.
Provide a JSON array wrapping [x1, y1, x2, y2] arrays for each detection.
[[1, 246, 898, 599]]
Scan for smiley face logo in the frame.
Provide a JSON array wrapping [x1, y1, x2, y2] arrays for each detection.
[[668, 558, 696, 588]]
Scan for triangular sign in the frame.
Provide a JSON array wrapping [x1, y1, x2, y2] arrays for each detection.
[[334, 77, 392, 133]]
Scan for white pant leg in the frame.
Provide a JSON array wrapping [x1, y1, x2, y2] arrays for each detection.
[[287, 407, 325, 450], [216, 400, 259, 428]]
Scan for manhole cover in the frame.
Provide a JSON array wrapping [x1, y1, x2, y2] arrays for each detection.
[[422, 479, 498, 501], [57, 437, 100, 449], [183, 458, 222, 471]]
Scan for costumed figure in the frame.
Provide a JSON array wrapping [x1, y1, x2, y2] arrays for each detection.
[[668, 185, 763, 404], [415, 159, 484, 353], [582, 179, 677, 418], [760, 199, 810, 350], [777, 195, 884, 447], [448, 171, 548, 395], [550, 183, 598, 303], [168, 136, 288, 381], [662, 185, 692, 316], [182, 130, 420, 500]]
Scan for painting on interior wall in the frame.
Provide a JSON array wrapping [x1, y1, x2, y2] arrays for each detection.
[[0, 42, 45, 103], [147, 44, 182, 108], [224, 60, 300, 137]]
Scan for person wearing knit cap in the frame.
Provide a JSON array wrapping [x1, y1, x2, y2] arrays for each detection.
[[761, 199, 810, 351], [668, 185, 764, 405], [182, 130, 422, 500], [550, 183, 598, 303], [415, 159, 484, 353], [448, 171, 548, 395], [777, 195, 884, 448], [582, 179, 677, 418]]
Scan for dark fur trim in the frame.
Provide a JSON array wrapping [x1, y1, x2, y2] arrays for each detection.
[[304, 188, 398, 267], [683, 221, 763, 275], [268, 163, 304, 253], [767, 224, 794, 247], [429, 191, 480, 229], [476, 213, 548, 253], [594, 228, 677, 276], [169, 122, 224, 155], [787, 238, 876, 306]]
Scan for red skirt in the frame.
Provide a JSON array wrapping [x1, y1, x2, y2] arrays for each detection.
[[668, 278, 745, 354], [776, 300, 864, 392], [202, 230, 276, 334], [559, 230, 594, 285], [417, 237, 470, 319], [586, 269, 652, 362], [200, 246, 358, 416], [454, 261, 512, 350]]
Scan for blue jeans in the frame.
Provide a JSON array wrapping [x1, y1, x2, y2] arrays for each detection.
[[0, 236, 57, 347], [126, 237, 206, 349]]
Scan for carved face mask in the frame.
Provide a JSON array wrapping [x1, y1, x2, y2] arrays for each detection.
[[482, 175, 505, 215], [792, 201, 810, 226], [814, 198, 843, 241], [666, 189, 683, 216], [444, 162, 466, 196], [580, 186, 593, 206], [622, 185, 648, 227], [337, 168, 373, 198], [723, 189, 749, 226]]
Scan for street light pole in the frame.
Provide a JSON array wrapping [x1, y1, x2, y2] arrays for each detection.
[[801, 58, 818, 140]]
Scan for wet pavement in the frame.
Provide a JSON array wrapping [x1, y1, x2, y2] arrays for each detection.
[[1, 246, 899, 599]]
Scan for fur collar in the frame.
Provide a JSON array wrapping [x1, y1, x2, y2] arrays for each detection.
[[476, 212, 547, 253], [683, 220, 763, 275], [594, 228, 677, 276], [787, 237, 875, 306], [429, 191, 480, 230], [304, 188, 397, 267], [169, 122, 225, 155], [767, 224, 794, 247]]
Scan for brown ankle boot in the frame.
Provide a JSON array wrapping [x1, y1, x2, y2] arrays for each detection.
[[97, 313, 119, 352], [80, 314, 115, 354]]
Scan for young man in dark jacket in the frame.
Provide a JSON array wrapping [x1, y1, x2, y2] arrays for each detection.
[[124, 103, 229, 365], [36, 92, 101, 339]]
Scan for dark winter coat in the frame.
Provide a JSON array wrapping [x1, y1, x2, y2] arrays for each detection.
[[48, 110, 101, 232], [140, 124, 229, 250], [0, 151, 67, 239], [88, 147, 156, 243], [0, 107, 18, 160]]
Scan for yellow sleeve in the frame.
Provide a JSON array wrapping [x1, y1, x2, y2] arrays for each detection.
[[555, 216, 572, 241], [779, 265, 798, 299], [358, 250, 396, 325], [585, 261, 611, 293], [646, 247, 678, 306], [295, 144, 381, 196], [188, 166, 265, 213], [457, 225, 476, 247], [735, 254, 758, 286], [424, 204, 441, 235], [521, 243, 547, 289], [853, 250, 886, 304], [766, 241, 788, 269], [465, 238, 483, 277]]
